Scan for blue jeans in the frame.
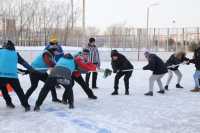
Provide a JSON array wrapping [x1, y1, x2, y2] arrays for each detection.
[[193, 70, 200, 88]]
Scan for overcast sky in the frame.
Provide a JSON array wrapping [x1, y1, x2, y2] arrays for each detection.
[[77, 0, 200, 29]]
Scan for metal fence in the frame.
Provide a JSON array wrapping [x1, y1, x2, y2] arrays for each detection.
[[1, 27, 200, 52]]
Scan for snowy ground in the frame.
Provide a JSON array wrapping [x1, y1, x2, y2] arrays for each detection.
[[0, 62, 200, 133]]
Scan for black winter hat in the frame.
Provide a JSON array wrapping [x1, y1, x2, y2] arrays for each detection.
[[64, 53, 73, 59], [111, 49, 118, 57], [82, 48, 90, 54], [89, 38, 95, 43], [3, 40, 15, 51]]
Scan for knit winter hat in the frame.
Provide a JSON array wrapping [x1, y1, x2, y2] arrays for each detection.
[[144, 49, 150, 57], [3, 40, 15, 51], [49, 34, 58, 44], [82, 48, 90, 54], [111, 49, 118, 57], [89, 38, 95, 43]]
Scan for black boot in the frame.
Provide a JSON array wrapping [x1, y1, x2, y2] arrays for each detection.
[[144, 91, 153, 96], [55, 84, 62, 89], [165, 85, 168, 91], [111, 90, 118, 95], [125, 89, 129, 95], [176, 84, 183, 88], [92, 86, 99, 89], [88, 95, 98, 99], [69, 104, 74, 109], [6, 102, 15, 109], [157, 90, 165, 94], [62, 100, 68, 105], [34, 106, 40, 112], [25, 106, 31, 112], [52, 98, 62, 103]]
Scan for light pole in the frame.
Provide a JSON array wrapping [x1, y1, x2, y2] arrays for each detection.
[[82, 0, 85, 33], [82, 0, 86, 47], [71, 0, 74, 31], [146, 3, 159, 49]]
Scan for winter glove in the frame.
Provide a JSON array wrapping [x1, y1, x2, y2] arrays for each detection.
[[17, 68, 29, 75], [113, 69, 117, 73], [103, 68, 112, 78]]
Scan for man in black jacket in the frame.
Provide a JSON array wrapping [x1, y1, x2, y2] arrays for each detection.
[[165, 51, 189, 90], [111, 50, 133, 95], [143, 51, 168, 96]]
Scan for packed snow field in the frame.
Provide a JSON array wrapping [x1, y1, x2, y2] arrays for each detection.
[[0, 62, 200, 133]]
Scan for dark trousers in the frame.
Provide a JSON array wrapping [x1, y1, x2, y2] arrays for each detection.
[[114, 71, 132, 91], [0, 77, 29, 108], [35, 77, 73, 107], [25, 72, 58, 100], [72, 75, 95, 97], [85, 72, 98, 88]]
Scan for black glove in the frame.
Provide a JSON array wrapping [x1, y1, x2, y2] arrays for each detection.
[[104, 69, 112, 78], [17, 68, 29, 75], [29, 69, 41, 75]]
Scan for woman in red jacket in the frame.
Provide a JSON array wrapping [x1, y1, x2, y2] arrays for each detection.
[[70, 49, 98, 100]]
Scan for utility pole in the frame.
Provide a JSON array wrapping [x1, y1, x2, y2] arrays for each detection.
[[146, 3, 159, 49], [82, 0, 86, 47], [71, 0, 74, 31]]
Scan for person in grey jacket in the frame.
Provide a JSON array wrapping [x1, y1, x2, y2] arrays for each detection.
[[85, 38, 101, 89], [143, 51, 168, 96]]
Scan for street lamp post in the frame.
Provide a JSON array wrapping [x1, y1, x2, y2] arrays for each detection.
[[83, 0, 85, 33], [82, 0, 86, 47], [146, 3, 159, 49]]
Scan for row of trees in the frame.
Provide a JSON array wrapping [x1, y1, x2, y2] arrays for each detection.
[[0, 0, 81, 45]]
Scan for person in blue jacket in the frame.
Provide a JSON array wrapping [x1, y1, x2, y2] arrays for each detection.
[[0, 40, 34, 111], [25, 45, 61, 103], [44, 34, 64, 89], [34, 53, 75, 111]]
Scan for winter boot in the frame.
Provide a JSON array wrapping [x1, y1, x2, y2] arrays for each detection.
[[52, 98, 62, 103], [125, 89, 129, 95], [111, 90, 118, 95], [190, 88, 200, 92], [62, 100, 68, 105], [25, 106, 31, 112], [144, 91, 153, 96], [176, 84, 183, 88], [69, 104, 74, 109], [88, 95, 98, 99], [55, 84, 62, 89], [92, 86, 99, 89], [165, 85, 168, 91], [6, 102, 15, 109], [157, 90, 165, 94], [34, 106, 40, 112]]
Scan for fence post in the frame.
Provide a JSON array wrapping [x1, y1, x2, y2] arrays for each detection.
[[182, 28, 185, 50]]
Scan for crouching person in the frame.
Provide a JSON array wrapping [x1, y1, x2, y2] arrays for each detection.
[[26, 45, 61, 103], [143, 51, 168, 96], [0, 40, 32, 111], [110, 50, 133, 95], [165, 51, 189, 90], [72, 49, 98, 99], [34, 53, 75, 111]]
